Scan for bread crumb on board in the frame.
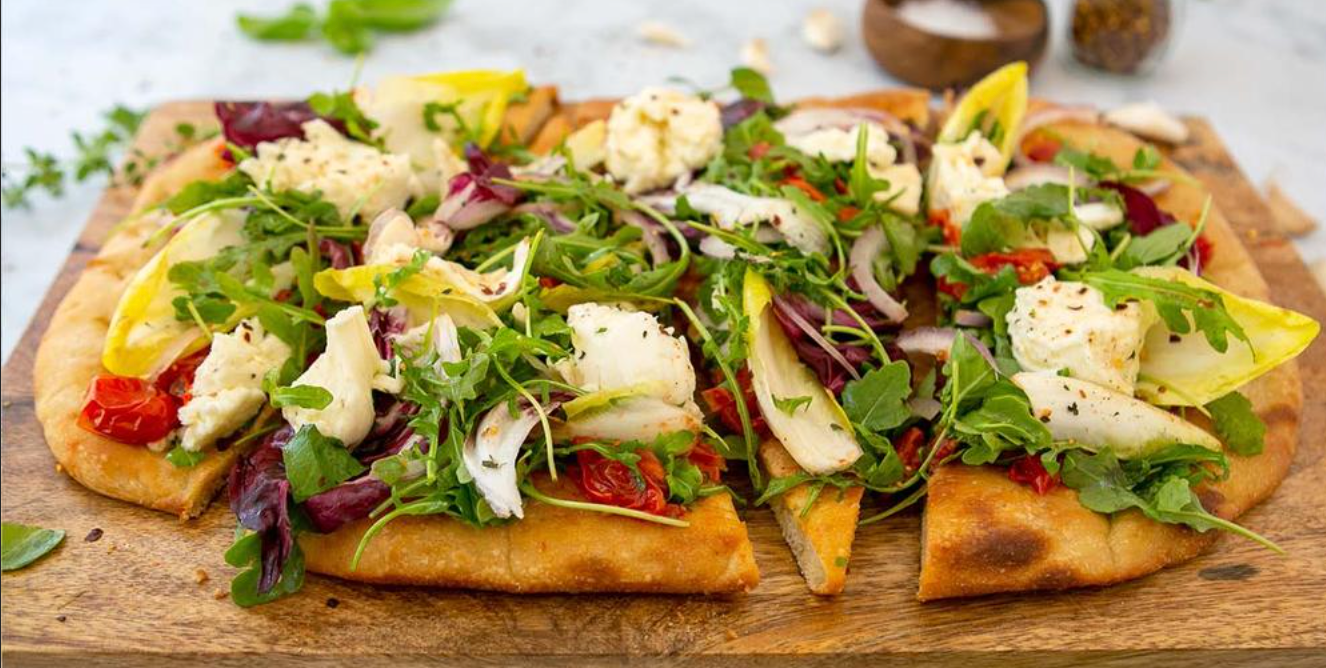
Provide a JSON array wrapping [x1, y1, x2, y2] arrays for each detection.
[[194, 568, 210, 585]]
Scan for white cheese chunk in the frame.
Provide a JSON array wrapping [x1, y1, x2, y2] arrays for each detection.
[[605, 87, 722, 194], [557, 303, 699, 408], [282, 305, 401, 447], [178, 320, 290, 452], [239, 119, 420, 221], [927, 131, 1009, 227], [873, 162, 923, 216], [778, 119, 921, 216], [678, 183, 828, 256], [1006, 277, 1157, 395], [1074, 201, 1126, 231]]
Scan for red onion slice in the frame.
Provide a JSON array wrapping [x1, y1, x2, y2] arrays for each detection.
[[848, 227, 909, 324], [1012, 105, 1101, 167], [617, 209, 672, 266], [772, 295, 861, 382], [953, 309, 993, 328], [896, 327, 956, 358]]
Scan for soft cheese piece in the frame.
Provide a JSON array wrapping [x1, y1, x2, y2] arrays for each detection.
[[678, 183, 829, 256], [605, 88, 722, 194], [774, 113, 922, 215], [283, 306, 401, 447], [927, 130, 1009, 227], [239, 119, 420, 221], [557, 303, 698, 408], [1007, 277, 1157, 395], [177, 320, 290, 452]]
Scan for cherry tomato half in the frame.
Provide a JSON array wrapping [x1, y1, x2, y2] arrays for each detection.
[[1008, 454, 1060, 495], [970, 248, 1059, 285], [79, 375, 180, 445], [572, 449, 675, 517]]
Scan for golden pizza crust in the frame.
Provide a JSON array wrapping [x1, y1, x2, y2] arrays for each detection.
[[917, 122, 1302, 600], [759, 440, 862, 595], [33, 138, 240, 519], [498, 85, 559, 146], [302, 475, 760, 593]]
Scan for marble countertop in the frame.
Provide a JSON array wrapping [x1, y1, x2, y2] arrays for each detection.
[[3, 0, 1324, 362]]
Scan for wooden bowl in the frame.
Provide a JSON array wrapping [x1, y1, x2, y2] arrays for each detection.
[[862, 0, 1048, 89]]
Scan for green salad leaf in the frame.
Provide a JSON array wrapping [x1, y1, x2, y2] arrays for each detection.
[[1205, 391, 1266, 456], [281, 425, 366, 502], [1, 522, 65, 571], [842, 361, 911, 433]]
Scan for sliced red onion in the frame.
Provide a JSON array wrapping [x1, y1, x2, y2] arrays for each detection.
[[848, 227, 908, 324], [1004, 164, 1089, 191], [953, 309, 993, 328], [1012, 105, 1101, 167], [617, 209, 672, 266], [960, 331, 1000, 371], [513, 202, 576, 233], [908, 396, 942, 421], [896, 327, 956, 358], [772, 295, 861, 382], [435, 178, 511, 231]]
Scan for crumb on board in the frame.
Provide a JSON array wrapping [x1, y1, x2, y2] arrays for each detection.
[[194, 568, 209, 585], [726, 629, 739, 641], [213, 589, 229, 600]]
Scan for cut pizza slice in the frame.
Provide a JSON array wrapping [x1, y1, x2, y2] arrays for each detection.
[[918, 97, 1317, 599]]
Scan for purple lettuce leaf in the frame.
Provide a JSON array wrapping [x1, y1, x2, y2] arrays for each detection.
[[303, 476, 392, 534], [228, 425, 295, 593], [214, 101, 348, 153]]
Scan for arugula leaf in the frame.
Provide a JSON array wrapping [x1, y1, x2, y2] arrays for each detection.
[[842, 361, 912, 433], [371, 248, 430, 308], [237, 3, 318, 41], [281, 425, 365, 502], [730, 67, 774, 104], [960, 184, 1071, 257], [772, 395, 813, 415], [269, 384, 334, 410], [1, 522, 65, 571], [161, 173, 251, 215], [954, 390, 1051, 464], [855, 432, 905, 488], [1060, 448, 1280, 551], [225, 532, 306, 607], [1133, 145, 1162, 171], [171, 293, 237, 325], [348, 0, 453, 31], [1114, 222, 1192, 270], [848, 125, 891, 206], [1054, 147, 1118, 181], [1205, 391, 1266, 456], [1076, 269, 1249, 353], [165, 445, 206, 468], [308, 89, 380, 146], [3, 105, 156, 209], [930, 252, 1021, 305]]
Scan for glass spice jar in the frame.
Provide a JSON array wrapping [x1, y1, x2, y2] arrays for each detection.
[[1070, 0, 1180, 75]]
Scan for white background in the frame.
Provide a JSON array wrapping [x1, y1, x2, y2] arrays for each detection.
[[3, 0, 1325, 362]]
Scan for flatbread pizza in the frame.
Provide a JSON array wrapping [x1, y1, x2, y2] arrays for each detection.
[[31, 63, 1315, 606]]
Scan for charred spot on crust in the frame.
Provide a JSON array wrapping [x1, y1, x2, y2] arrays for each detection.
[[1033, 566, 1082, 590], [1196, 486, 1227, 515], [1258, 403, 1296, 430], [959, 526, 1049, 569]]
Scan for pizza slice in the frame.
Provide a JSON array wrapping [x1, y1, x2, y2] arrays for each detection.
[[913, 64, 1318, 599]]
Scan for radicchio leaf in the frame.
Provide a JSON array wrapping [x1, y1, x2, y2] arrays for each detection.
[[771, 297, 873, 394], [214, 101, 347, 152], [367, 306, 409, 359], [228, 425, 295, 593], [1101, 181, 1176, 236], [721, 99, 766, 129], [435, 144, 523, 231], [303, 476, 392, 534], [319, 238, 356, 269]]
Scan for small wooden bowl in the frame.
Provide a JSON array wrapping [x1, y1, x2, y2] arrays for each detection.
[[862, 0, 1048, 89]]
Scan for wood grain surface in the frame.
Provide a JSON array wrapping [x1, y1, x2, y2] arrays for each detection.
[[2, 103, 1324, 667]]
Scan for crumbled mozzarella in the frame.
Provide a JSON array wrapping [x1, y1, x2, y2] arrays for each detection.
[[556, 303, 699, 408], [872, 162, 923, 216], [283, 306, 400, 447], [927, 131, 1009, 226], [1006, 277, 1157, 395], [178, 320, 290, 452], [1074, 201, 1126, 231], [1105, 101, 1189, 144], [679, 183, 828, 256], [605, 88, 722, 194], [239, 119, 420, 221], [802, 9, 846, 53]]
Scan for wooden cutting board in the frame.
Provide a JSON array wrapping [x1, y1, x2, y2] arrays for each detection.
[[3, 103, 1324, 667]]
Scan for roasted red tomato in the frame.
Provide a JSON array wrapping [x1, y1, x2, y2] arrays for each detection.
[[154, 346, 210, 403], [780, 176, 827, 202], [893, 426, 926, 472], [928, 209, 963, 246], [700, 367, 769, 438], [572, 449, 674, 516], [687, 440, 726, 483], [970, 248, 1058, 285], [1021, 132, 1062, 163], [79, 375, 180, 445], [1007, 454, 1060, 495]]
